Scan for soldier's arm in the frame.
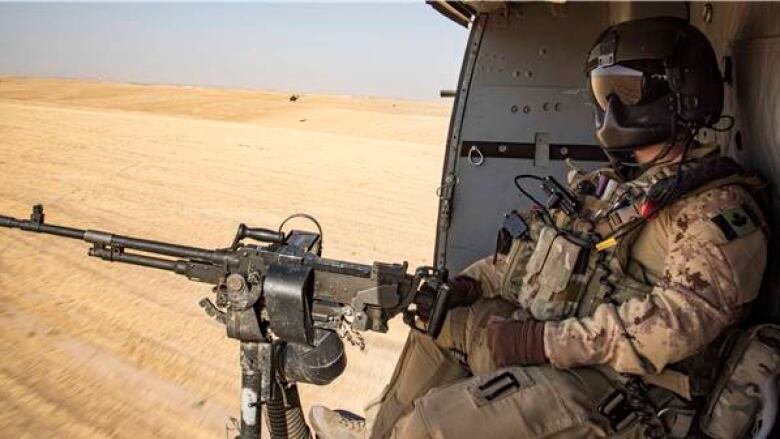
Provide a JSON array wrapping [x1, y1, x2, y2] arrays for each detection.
[[458, 254, 508, 299], [543, 185, 768, 374], [458, 208, 543, 301]]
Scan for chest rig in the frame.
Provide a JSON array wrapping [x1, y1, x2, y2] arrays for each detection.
[[498, 151, 752, 322]]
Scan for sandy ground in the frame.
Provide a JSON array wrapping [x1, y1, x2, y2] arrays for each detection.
[[0, 77, 450, 438]]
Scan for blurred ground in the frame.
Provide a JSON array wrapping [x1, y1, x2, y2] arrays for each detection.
[[0, 77, 449, 438]]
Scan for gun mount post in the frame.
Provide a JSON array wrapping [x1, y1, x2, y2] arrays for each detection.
[[240, 342, 263, 438]]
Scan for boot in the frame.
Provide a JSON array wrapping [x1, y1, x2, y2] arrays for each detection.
[[309, 405, 368, 439]]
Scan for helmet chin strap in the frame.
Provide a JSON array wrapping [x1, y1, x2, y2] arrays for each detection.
[[605, 136, 677, 181], [606, 123, 697, 181]]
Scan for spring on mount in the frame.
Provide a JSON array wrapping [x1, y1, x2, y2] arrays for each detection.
[[266, 380, 311, 439]]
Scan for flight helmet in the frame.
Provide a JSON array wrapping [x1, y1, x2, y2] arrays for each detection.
[[585, 17, 723, 169]]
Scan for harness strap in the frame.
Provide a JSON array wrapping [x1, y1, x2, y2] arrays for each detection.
[[642, 369, 691, 400]]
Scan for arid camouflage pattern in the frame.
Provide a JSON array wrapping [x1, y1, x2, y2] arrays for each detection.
[[462, 144, 768, 377], [545, 182, 767, 374], [699, 324, 780, 438]]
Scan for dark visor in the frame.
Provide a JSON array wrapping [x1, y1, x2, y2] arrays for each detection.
[[589, 64, 669, 110]]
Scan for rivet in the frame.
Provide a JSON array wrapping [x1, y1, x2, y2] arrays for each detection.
[[522, 105, 531, 114], [525, 70, 534, 78], [542, 102, 551, 111], [498, 144, 508, 153], [554, 102, 563, 112], [511, 105, 519, 113]]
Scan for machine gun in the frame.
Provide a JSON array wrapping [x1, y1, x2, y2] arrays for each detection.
[[0, 205, 452, 439]]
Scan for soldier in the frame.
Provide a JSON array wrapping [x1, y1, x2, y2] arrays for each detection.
[[310, 16, 769, 438]]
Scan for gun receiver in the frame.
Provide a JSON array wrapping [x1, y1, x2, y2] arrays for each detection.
[[0, 205, 450, 439]]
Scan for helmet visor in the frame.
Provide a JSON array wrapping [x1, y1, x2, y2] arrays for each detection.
[[589, 64, 669, 110]]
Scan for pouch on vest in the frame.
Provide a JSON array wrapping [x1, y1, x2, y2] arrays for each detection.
[[698, 324, 780, 439], [520, 226, 588, 320], [500, 212, 546, 306]]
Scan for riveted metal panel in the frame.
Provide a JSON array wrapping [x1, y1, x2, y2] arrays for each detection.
[[461, 85, 596, 145], [436, 2, 610, 272]]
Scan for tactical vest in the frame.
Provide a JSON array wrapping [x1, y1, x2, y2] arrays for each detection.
[[498, 148, 764, 323]]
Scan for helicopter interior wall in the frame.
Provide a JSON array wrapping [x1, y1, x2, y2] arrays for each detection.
[[438, 3, 610, 273], [688, 2, 780, 321]]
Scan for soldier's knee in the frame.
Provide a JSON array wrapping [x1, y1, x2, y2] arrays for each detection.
[[389, 330, 467, 406], [388, 406, 431, 439], [433, 305, 470, 350], [400, 366, 604, 438]]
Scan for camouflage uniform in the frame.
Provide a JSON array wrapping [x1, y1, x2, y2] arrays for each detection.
[[368, 144, 768, 438]]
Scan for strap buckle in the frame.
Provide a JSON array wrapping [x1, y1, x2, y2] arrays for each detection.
[[469, 371, 523, 407], [597, 389, 638, 433]]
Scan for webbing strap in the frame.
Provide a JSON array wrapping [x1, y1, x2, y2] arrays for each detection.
[[642, 369, 691, 400]]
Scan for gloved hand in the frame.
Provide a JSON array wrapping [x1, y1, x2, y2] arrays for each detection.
[[485, 319, 547, 367], [416, 275, 482, 322], [447, 275, 482, 308]]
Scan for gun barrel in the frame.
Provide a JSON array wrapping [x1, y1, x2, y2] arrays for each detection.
[[0, 214, 86, 239], [1, 211, 235, 266]]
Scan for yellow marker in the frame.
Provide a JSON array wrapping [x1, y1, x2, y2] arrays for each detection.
[[596, 237, 618, 252]]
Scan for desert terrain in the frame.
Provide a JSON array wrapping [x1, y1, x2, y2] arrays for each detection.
[[0, 77, 450, 438]]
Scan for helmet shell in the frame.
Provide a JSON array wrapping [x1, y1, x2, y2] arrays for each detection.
[[586, 17, 724, 150]]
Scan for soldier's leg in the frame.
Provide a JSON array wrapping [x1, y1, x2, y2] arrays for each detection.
[[369, 298, 516, 438], [368, 309, 469, 438], [390, 366, 612, 439], [368, 256, 512, 437]]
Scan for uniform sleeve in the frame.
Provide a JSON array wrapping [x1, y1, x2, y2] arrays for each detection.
[[544, 185, 768, 374], [459, 254, 508, 299]]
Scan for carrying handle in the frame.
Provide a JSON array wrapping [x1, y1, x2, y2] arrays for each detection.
[[231, 224, 286, 249]]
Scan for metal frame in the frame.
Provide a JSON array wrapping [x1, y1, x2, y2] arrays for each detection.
[[433, 13, 487, 270]]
